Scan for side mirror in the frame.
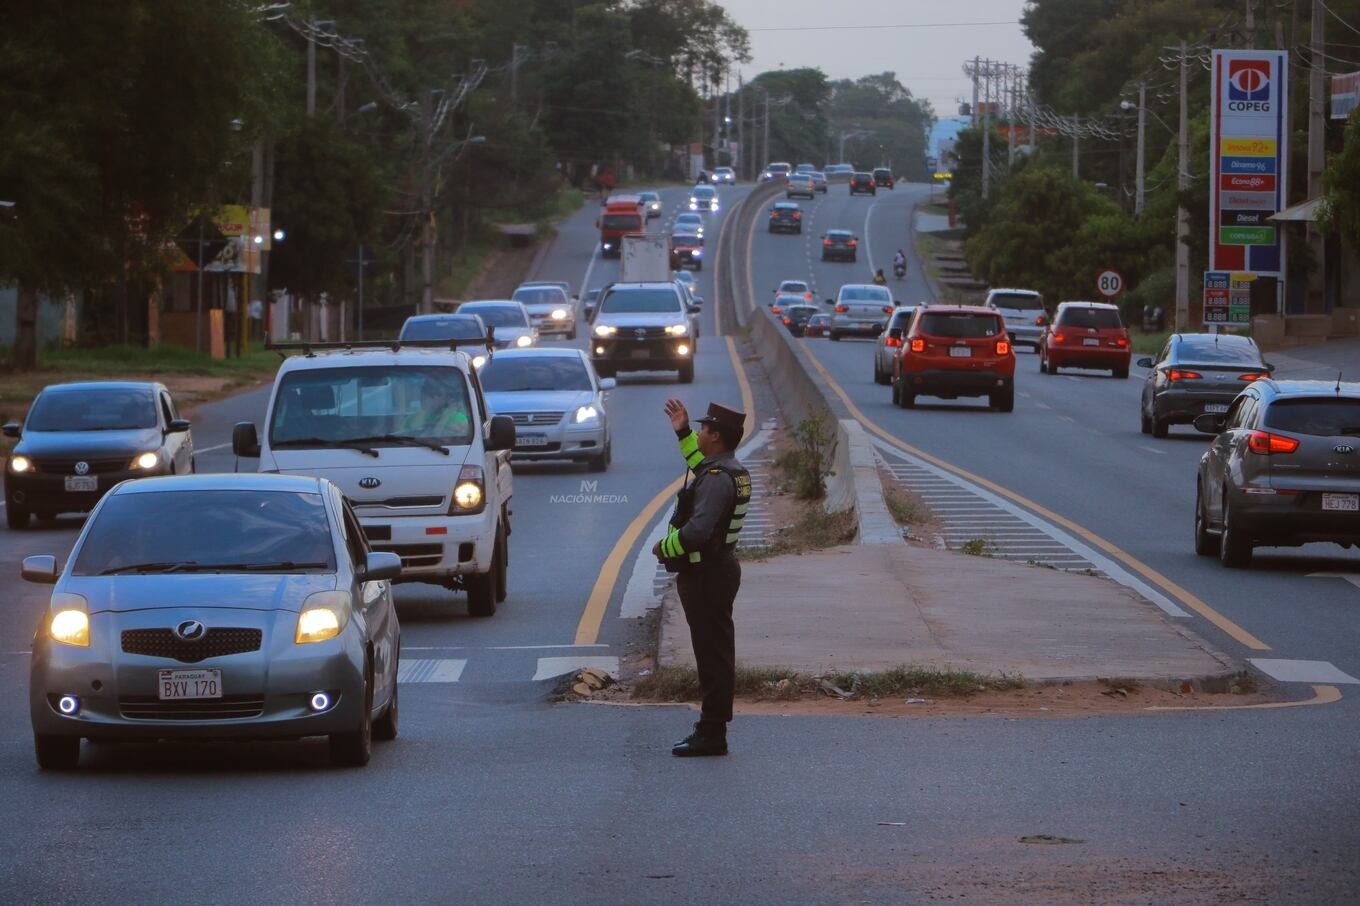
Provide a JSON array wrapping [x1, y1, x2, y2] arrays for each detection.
[[1264, 362, 1275, 373], [1192, 413, 1227, 434], [893, 300, 902, 307], [486, 414, 516, 452], [167, 418, 191, 434], [360, 551, 403, 582], [599, 377, 617, 391], [21, 555, 58, 585], [687, 304, 701, 314], [1136, 357, 1154, 368], [2, 422, 19, 438], [583, 305, 596, 320], [888, 328, 904, 340], [232, 421, 261, 458]]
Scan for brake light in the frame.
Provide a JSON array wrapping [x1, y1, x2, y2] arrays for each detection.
[[1115, 337, 1129, 347], [835, 304, 848, 313], [782, 317, 792, 325], [804, 293, 812, 300], [1035, 315, 1046, 326], [910, 338, 925, 353], [793, 212, 802, 219], [1052, 332, 1065, 343], [771, 306, 782, 314], [885, 337, 901, 348], [1238, 372, 1269, 381], [823, 239, 832, 247], [995, 340, 1010, 356], [1247, 431, 1299, 455], [847, 239, 858, 246], [1167, 369, 1203, 381], [882, 306, 893, 315]]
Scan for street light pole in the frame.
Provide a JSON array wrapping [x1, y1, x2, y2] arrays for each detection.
[[1175, 41, 1191, 332], [1135, 83, 1146, 217]]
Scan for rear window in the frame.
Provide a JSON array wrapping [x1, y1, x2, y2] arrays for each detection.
[[512, 287, 566, 306], [460, 305, 528, 328], [840, 286, 890, 302], [990, 293, 1044, 311], [890, 310, 916, 329], [1058, 307, 1123, 329], [919, 313, 1001, 338], [602, 214, 642, 230], [1264, 399, 1360, 437], [599, 288, 682, 314], [1177, 338, 1263, 365], [400, 317, 482, 341], [873, 169, 891, 176], [481, 356, 591, 392]]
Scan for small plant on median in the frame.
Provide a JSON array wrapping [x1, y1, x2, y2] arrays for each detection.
[[960, 537, 992, 557], [884, 482, 931, 525], [774, 413, 837, 500], [738, 504, 856, 560], [631, 665, 1024, 703]]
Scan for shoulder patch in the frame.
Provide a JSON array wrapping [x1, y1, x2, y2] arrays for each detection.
[[709, 468, 723, 474]]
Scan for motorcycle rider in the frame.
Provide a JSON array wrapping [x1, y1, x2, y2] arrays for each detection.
[[892, 249, 907, 278], [872, 268, 887, 286]]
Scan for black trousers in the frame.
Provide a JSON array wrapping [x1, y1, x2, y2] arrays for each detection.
[[677, 555, 741, 724]]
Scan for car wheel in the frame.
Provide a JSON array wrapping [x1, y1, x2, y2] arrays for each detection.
[[7, 506, 29, 530], [466, 534, 501, 617], [373, 665, 399, 742], [329, 662, 373, 767], [1038, 350, 1050, 374], [1151, 412, 1168, 439], [829, 331, 841, 341], [901, 390, 916, 409], [1140, 406, 1152, 434], [587, 444, 608, 472], [891, 377, 901, 406], [34, 734, 79, 770], [1219, 496, 1253, 568], [1194, 486, 1216, 557], [990, 388, 1015, 412], [493, 519, 508, 602]]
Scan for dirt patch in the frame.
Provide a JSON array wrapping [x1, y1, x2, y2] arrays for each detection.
[[877, 462, 942, 546], [462, 239, 544, 301]]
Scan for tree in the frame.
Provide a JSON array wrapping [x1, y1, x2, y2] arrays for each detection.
[[1321, 110, 1360, 249], [827, 72, 934, 178]]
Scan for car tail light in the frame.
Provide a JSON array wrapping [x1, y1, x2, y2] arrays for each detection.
[[772, 306, 782, 314], [823, 239, 832, 247], [882, 306, 893, 315], [1247, 431, 1299, 455], [910, 338, 925, 353], [782, 317, 792, 325], [1052, 332, 1065, 343], [995, 340, 1010, 356], [847, 239, 858, 246], [835, 304, 848, 313], [1167, 369, 1203, 381], [793, 212, 802, 218], [1035, 315, 1046, 326], [886, 337, 902, 348], [1238, 372, 1270, 381], [804, 293, 812, 300]]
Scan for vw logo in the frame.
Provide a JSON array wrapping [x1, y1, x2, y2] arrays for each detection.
[[1335, 444, 1355, 455], [174, 620, 206, 641], [358, 477, 382, 489], [74, 461, 90, 476], [635, 328, 648, 340]]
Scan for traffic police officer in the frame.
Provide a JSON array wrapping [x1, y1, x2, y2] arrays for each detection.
[[654, 399, 751, 757]]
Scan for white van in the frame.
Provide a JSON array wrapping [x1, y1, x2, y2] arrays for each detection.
[[233, 342, 515, 616]]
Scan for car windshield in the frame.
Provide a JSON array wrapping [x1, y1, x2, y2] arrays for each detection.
[[693, 187, 715, 198], [919, 313, 1001, 338], [512, 287, 566, 306], [599, 289, 681, 314], [827, 232, 852, 240], [269, 366, 474, 447], [841, 287, 891, 302], [73, 490, 336, 576], [991, 293, 1044, 311], [780, 282, 809, 293], [26, 388, 158, 432], [1059, 308, 1122, 329], [873, 169, 890, 176], [602, 213, 642, 230], [1264, 399, 1360, 436], [638, 192, 658, 202], [460, 305, 528, 328], [1176, 338, 1263, 365], [400, 317, 482, 341], [673, 234, 703, 246], [480, 356, 592, 392]]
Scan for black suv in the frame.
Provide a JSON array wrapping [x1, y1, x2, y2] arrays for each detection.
[[872, 167, 894, 190], [768, 202, 803, 234], [849, 172, 876, 196], [1194, 379, 1360, 567]]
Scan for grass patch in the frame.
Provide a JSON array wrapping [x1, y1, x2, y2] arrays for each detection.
[[631, 664, 1024, 702], [959, 537, 992, 557], [738, 504, 856, 560], [436, 238, 499, 301], [1131, 328, 1170, 356], [541, 187, 588, 222], [883, 481, 931, 525]]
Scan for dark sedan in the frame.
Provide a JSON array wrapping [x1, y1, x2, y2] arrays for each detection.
[[849, 172, 877, 195], [4, 382, 194, 529], [1138, 334, 1273, 438], [803, 313, 832, 338], [779, 305, 821, 337], [872, 167, 894, 190], [821, 230, 859, 262], [768, 202, 803, 234]]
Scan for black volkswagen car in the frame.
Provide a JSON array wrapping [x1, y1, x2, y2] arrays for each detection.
[[821, 229, 859, 262], [850, 172, 877, 196], [768, 202, 803, 234], [3, 382, 194, 529], [1137, 334, 1273, 438]]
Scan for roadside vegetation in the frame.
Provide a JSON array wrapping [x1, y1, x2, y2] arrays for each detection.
[[631, 664, 1024, 703], [737, 505, 856, 561], [773, 413, 838, 500]]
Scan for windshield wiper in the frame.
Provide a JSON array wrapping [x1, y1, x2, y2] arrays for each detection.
[[344, 434, 451, 455], [272, 437, 379, 457], [200, 561, 332, 572], [99, 561, 201, 575]]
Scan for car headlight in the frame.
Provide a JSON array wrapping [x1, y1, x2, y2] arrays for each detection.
[[691, 249, 703, 258], [666, 324, 689, 336], [295, 591, 352, 644], [454, 480, 483, 509], [50, 600, 90, 648], [131, 451, 160, 470], [574, 405, 600, 424], [472, 354, 488, 369], [550, 308, 568, 320], [9, 455, 31, 473], [515, 334, 533, 347], [594, 325, 617, 337]]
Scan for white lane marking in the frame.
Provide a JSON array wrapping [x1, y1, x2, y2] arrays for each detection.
[[1139, 445, 1169, 456], [533, 656, 619, 681], [401, 644, 609, 651], [873, 438, 1191, 618], [194, 442, 233, 455], [398, 658, 466, 683], [1248, 659, 1360, 684], [1057, 414, 1076, 423], [620, 516, 673, 619], [579, 244, 600, 298], [863, 198, 881, 276]]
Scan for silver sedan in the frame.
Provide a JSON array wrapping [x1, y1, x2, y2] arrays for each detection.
[[26, 473, 402, 769], [481, 348, 614, 470]]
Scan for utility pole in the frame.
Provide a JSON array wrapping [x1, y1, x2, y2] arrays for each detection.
[[763, 88, 770, 170], [1072, 114, 1080, 180], [1175, 41, 1191, 332], [240, 141, 264, 356], [1245, 0, 1257, 48], [971, 55, 980, 126], [982, 59, 992, 199], [1027, 75, 1036, 153], [737, 73, 745, 180], [1307, 0, 1326, 313], [306, 28, 317, 116], [1135, 82, 1147, 218], [1007, 66, 1016, 167], [510, 43, 523, 105]]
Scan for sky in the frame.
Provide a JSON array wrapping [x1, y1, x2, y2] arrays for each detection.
[[714, 0, 1036, 118]]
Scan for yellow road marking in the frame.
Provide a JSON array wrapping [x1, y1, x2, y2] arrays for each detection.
[[804, 353, 1272, 652], [1148, 684, 1340, 711], [573, 226, 760, 646]]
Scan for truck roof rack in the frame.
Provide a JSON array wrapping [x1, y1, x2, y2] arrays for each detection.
[[266, 333, 496, 359]]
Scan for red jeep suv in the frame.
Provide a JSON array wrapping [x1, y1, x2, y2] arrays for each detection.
[[892, 305, 1016, 411]]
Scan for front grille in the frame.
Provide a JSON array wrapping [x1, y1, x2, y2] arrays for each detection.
[[508, 411, 565, 427], [121, 628, 262, 663], [514, 442, 562, 453], [364, 524, 392, 541], [33, 456, 128, 475], [615, 326, 669, 339], [352, 496, 445, 509], [371, 542, 442, 568], [119, 695, 265, 721]]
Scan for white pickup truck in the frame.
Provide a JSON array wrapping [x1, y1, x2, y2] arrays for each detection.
[[232, 342, 515, 616]]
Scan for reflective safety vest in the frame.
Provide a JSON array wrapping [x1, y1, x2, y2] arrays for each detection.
[[660, 432, 751, 569]]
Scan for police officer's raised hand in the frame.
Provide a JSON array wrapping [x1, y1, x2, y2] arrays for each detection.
[[663, 398, 689, 433]]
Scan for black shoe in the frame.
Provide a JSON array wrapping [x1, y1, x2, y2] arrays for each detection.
[[671, 723, 728, 757]]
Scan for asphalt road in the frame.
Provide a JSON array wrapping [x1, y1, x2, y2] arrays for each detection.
[[1, 180, 1357, 904]]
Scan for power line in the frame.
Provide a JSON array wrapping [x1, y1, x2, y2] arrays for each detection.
[[1320, 0, 1360, 38], [748, 20, 1018, 33]]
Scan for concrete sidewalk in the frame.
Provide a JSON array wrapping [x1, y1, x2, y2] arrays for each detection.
[[658, 542, 1239, 687]]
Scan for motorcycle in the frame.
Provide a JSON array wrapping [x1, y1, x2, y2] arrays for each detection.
[[893, 262, 906, 280]]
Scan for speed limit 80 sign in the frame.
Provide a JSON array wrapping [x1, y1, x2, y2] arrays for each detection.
[[1096, 268, 1125, 298]]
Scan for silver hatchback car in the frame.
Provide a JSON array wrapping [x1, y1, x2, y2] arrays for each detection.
[[873, 306, 922, 385], [26, 474, 402, 769], [984, 288, 1048, 350]]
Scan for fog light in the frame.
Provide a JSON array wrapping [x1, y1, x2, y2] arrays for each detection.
[[676, 344, 690, 356], [595, 346, 605, 355], [309, 692, 331, 712], [57, 694, 79, 715]]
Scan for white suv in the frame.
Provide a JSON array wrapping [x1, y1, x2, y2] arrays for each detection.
[[984, 288, 1048, 351]]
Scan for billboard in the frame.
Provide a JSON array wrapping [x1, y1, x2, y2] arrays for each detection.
[[1333, 71, 1360, 120], [1209, 50, 1289, 276]]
